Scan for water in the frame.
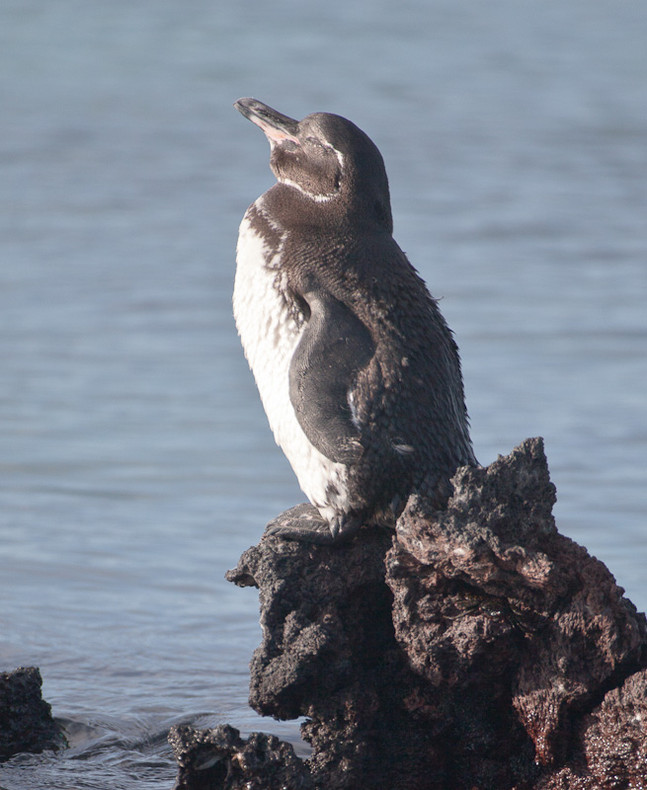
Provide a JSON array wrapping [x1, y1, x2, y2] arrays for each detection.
[[1, 1, 646, 787]]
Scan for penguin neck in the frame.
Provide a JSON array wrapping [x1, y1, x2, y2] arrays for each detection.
[[261, 182, 392, 237]]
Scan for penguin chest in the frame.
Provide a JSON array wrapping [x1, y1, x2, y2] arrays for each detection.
[[233, 209, 348, 518]]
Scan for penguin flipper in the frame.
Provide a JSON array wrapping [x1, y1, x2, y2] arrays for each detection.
[[289, 291, 374, 464]]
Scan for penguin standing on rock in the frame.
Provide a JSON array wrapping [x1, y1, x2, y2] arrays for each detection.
[[233, 98, 477, 544]]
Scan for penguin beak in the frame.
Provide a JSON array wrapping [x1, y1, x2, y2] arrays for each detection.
[[234, 98, 300, 145]]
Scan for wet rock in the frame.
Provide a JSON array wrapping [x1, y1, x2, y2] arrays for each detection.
[[0, 666, 66, 761], [168, 723, 313, 790], [174, 438, 647, 789]]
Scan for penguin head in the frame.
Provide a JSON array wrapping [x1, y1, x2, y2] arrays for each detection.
[[234, 98, 393, 232]]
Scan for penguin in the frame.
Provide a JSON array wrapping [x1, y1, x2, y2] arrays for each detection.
[[233, 97, 477, 544]]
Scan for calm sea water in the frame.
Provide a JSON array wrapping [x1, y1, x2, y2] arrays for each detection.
[[1, 1, 646, 787]]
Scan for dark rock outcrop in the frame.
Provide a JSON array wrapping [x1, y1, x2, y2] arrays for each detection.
[[225, 516, 434, 790], [0, 666, 66, 761], [171, 438, 647, 789]]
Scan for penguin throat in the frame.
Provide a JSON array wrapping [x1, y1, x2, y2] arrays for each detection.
[[278, 176, 337, 203]]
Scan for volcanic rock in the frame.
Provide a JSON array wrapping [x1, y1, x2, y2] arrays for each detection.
[[171, 438, 647, 789]]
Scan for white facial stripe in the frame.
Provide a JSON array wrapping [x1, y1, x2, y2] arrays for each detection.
[[347, 389, 361, 430], [278, 177, 336, 202], [274, 137, 343, 202]]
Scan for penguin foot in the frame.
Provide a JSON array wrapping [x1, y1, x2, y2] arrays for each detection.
[[264, 504, 361, 545]]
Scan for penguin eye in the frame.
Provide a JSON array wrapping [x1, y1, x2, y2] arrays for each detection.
[[305, 136, 325, 150]]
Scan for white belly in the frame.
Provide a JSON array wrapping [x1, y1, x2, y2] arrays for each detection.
[[233, 205, 348, 520]]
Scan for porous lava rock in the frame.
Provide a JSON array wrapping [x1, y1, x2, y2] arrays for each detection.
[[171, 438, 647, 789], [389, 439, 647, 767], [168, 723, 313, 790], [0, 666, 65, 761], [225, 517, 442, 790], [534, 668, 647, 789]]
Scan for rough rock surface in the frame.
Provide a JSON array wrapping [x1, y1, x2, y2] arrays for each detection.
[[535, 668, 647, 789], [0, 666, 66, 761], [225, 520, 432, 790], [387, 438, 647, 787], [171, 438, 647, 789], [168, 724, 313, 790]]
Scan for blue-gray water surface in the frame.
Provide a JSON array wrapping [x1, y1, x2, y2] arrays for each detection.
[[1, 1, 646, 787]]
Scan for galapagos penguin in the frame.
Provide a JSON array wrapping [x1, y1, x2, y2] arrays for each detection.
[[233, 97, 477, 544]]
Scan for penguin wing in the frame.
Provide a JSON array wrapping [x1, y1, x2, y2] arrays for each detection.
[[289, 291, 375, 464]]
